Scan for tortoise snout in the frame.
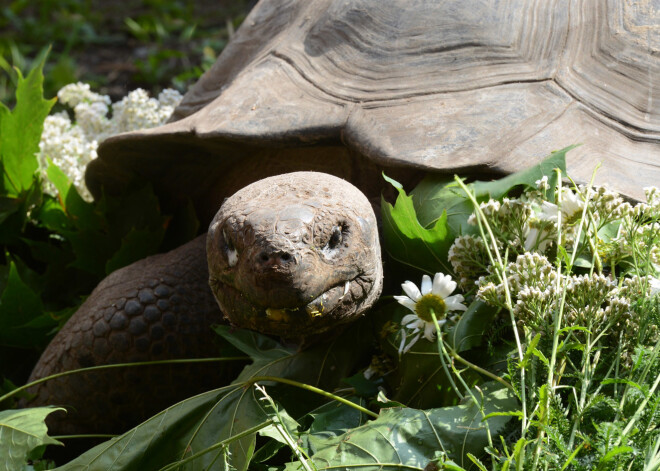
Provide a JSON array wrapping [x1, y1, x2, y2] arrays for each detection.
[[255, 249, 296, 271]]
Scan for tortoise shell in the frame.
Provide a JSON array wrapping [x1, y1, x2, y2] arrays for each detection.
[[90, 0, 660, 218]]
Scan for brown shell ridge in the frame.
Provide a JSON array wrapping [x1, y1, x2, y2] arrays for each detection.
[[557, 0, 660, 133], [171, 0, 316, 121], [275, 0, 567, 101]]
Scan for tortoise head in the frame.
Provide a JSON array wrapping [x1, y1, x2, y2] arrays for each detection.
[[206, 171, 383, 342]]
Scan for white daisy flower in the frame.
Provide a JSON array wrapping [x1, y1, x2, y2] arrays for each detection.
[[394, 272, 468, 354], [524, 188, 585, 251]]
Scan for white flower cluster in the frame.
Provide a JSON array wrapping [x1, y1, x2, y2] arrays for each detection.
[[477, 255, 641, 338], [477, 252, 558, 315], [38, 83, 183, 200], [445, 175, 660, 369]]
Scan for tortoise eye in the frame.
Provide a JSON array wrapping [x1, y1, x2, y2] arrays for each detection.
[[222, 230, 239, 267], [328, 226, 342, 249]]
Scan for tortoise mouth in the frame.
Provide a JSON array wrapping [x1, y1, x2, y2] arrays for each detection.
[[210, 275, 370, 338], [264, 278, 355, 321]]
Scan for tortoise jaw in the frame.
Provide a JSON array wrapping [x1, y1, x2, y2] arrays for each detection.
[[211, 275, 372, 340], [264, 279, 352, 321]]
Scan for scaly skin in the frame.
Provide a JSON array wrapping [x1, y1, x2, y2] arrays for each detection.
[[26, 236, 233, 435]]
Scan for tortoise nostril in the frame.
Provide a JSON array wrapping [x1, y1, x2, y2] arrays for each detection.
[[257, 250, 294, 267]]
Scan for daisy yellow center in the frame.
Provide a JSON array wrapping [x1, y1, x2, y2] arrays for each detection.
[[414, 294, 447, 322]]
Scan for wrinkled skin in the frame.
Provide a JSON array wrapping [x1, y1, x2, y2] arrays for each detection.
[[207, 172, 383, 342]]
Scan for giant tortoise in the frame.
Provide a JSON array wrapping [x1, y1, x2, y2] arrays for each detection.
[[28, 0, 660, 436]]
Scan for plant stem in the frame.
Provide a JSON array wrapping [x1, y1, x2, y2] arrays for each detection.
[[158, 420, 274, 471], [534, 168, 565, 467], [0, 356, 249, 404], [616, 334, 660, 444], [430, 309, 464, 400], [54, 434, 116, 440], [443, 342, 514, 392], [255, 384, 316, 471], [454, 176, 528, 435], [246, 376, 378, 419]]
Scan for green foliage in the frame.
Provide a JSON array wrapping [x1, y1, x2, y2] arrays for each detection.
[[0, 263, 53, 349], [0, 57, 196, 396], [381, 147, 571, 278], [1, 53, 656, 470], [0, 407, 63, 470], [285, 383, 517, 470], [58, 323, 375, 470], [0, 58, 55, 196]]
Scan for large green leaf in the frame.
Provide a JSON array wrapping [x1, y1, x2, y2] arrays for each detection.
[[381, 148, 572, 277], [57, 322, 375, 470], [300, 397, 370, 456], [0, 57, 55, 197], [413, 147, 572, 229], [284, 382, 517, 470], [0, 407, 63, 471]]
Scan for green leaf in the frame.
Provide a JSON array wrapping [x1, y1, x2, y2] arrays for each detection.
[[381, 148, 572, 281], [285, 383, 517, 470], [412, 146, 572, 230], [0, 407, 63, 470], [58, 322, 374, 470], [519, 333, 542, 369], [300, 397, 370, 455], [46, 162, 101, 232], [0, 56, 55, 197], [0, 262, 56, 348], [446, 300, 499, 353], [467, 453, 488, 471], [599, 445, 634, 463], [381, 177, 454, 275], [256, 403, 301, 463]]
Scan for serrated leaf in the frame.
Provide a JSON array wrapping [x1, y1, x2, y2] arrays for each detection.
[[381, 178, 453, 275], [58, 322, 374, 470], [0, 56, 55, 197], [284, 383, 517, 470], [0, 407, 63, 471], [381, 148, 571, 282], [519, 333, 542, 369], [411, 147, 572, 230]]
